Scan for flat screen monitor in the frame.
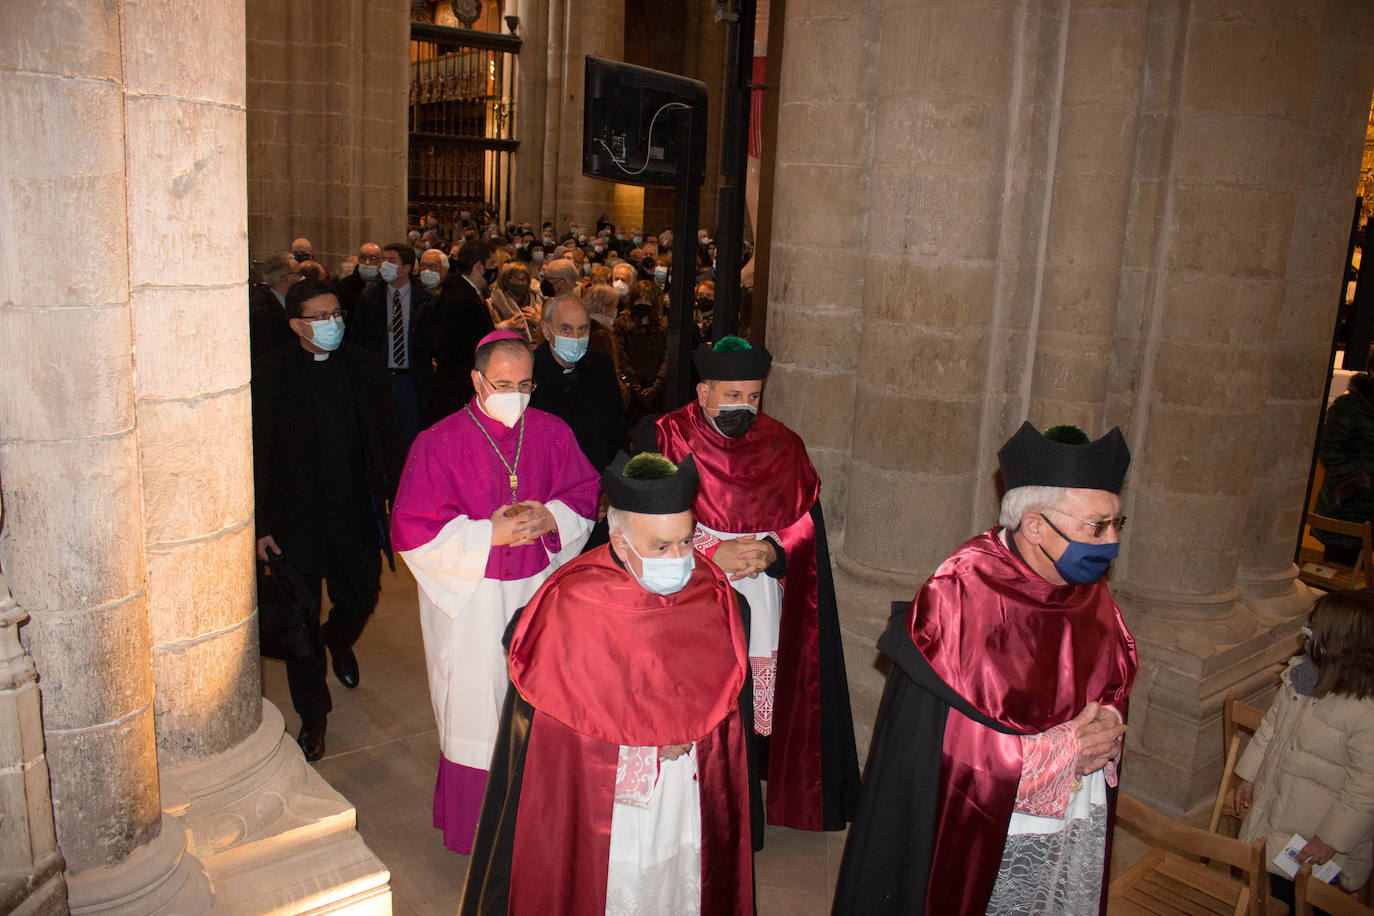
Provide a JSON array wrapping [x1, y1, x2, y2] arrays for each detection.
[[583, 56, 707, 188]]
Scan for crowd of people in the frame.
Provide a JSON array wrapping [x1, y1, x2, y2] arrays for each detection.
[[244, 214, 1373, 914]]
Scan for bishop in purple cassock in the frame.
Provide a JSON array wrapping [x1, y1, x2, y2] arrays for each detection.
[[392, 330, 600, 854]]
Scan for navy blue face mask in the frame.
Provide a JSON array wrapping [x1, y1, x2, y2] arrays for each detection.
[[1038, 515, 1118, 585]]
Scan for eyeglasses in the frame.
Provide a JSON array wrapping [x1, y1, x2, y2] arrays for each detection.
[[480, 371, 536, 395], [302, 309, 343, 322], [1043, 508, 1127, 539]]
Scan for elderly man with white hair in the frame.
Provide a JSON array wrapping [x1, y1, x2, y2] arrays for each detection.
[[834, 422, 1139, 916]]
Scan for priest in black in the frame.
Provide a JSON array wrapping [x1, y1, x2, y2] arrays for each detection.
[[531, 293, 628, 472], [251, 279, 403, 761]]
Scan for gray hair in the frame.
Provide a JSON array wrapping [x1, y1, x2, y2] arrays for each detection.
[[998, 485, 1070, 530], [606, 506, 630, 537], [262, 252, 298, 284]]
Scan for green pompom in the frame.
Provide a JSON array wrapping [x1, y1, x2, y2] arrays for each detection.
[[713, 336, 753, 353], [1044, 425, 1090, 445], [623, 453, 679, 480]]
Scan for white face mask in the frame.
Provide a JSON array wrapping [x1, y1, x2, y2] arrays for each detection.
[[482, 387, 530, 428], [357, 263, 379, 280], [379, 261, 400, 283], [420, 269, 442, 290], [613, 279, 629, 297], [623, 537, 695, 595]]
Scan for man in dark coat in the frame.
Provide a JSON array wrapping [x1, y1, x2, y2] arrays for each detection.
[[531, 294, 627, 473], [249, 252, 304, 359], [426, 238, 496, 425], [347, 242, 434, 448], [331, 241, 382, 322], [252, 279, 403, 761]]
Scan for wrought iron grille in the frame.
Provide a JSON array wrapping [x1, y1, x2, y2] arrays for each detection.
[[408, 22, 520, 229]]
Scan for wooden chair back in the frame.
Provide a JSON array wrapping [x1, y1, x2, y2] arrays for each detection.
[[1208, 692, 1266, 836], [1299, 514, 1374, 591], [1111, 793, 1267, 916], [1296, 864, 1374, 916]]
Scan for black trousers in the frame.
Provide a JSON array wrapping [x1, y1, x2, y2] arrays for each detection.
[[285, 525, 382, 721]]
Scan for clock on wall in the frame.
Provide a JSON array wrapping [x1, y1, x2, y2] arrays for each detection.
[[451, 0, 481, 26]]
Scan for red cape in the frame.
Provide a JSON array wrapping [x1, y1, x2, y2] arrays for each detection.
[[499, 545, 754, 915], [656, 402, 858, 831], [912, 529, 1137, 914]]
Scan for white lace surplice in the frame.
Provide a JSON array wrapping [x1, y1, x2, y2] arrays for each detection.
[[605, 746, 702, 916], [985, 767, 1109, 914]]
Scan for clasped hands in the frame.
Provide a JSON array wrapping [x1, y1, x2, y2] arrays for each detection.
[[713, 536, 776, 581], [1070, 701, 1126, 777], [490, 501, 558, 547]]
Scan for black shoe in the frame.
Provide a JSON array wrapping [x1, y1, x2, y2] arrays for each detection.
[[330, 643, 360, 689], [298, 718, 327, 762]]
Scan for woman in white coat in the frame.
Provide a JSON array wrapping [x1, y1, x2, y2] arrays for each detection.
[[1234, 588, 1374, 908]]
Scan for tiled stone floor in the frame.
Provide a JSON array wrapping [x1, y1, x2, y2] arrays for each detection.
[[261, 562, 844, 915]]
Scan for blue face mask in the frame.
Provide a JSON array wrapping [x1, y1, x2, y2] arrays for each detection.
[[308, 316, 345, 352], [1039, 515, 1118, 585], [624, 538, 694, 595], [552, 334, 589, 364]]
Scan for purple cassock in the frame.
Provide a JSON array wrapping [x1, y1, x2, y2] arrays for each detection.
[[392, 396, 599, 854]]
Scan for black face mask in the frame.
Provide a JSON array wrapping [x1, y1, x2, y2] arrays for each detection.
[[540, 278, 557, 298], [711, 405, 757, 438], [483, 267, 498, 286]]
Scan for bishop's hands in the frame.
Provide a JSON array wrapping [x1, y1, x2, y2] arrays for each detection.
[[1071, 701, 1126, 776], [490, 501, 558, 547], [713, 536, 777, 580]]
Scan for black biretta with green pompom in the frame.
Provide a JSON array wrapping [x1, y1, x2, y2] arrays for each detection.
[[602, 451, 700, 514], [998, 421, 1131, 493], [693, 336, 773, 381]]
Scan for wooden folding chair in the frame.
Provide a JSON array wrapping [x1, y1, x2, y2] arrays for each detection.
[[1299, 514, 1374, 591], [1296, 863, 1374, 916], [1111, 793, 1268, 916], [1209, 691, 1267, 837]]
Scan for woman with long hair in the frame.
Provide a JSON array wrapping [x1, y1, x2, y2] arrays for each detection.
[[1233, 587, 1374, 907]]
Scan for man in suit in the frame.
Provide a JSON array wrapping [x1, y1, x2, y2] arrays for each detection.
[[252, 279, 403, 761], [348, 242, 433, 449], [249, 253, 304, 359], [427, 238, 496, 424], [332, 241, 382, 322]]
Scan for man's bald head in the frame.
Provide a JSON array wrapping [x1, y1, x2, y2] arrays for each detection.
[[543, 258, 580, 294], [291, 238, 312, 260], [544, 293, 590, 333]]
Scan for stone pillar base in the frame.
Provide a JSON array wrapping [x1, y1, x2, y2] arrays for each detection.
[[162, 700, 391, 915], [65, 812, 214, 914], [1117, 586, 1311, 812]]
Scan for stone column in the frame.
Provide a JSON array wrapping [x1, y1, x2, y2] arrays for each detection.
[[764, 0, 1374, 807], [683, 0, 728, 234], [765, 0, 879, 533], [1114, 0, 1374, 808], [549, 0, 624, 227], [0, 575, 65, 914], [513, 0, 550, 223], [246, 0, 410, 267], [124, 0, 261, 770], [0, 2, 212, 908]]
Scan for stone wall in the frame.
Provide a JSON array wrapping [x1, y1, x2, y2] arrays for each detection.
[[768, 0, 1374, 810], [245, 0, 410, 270]]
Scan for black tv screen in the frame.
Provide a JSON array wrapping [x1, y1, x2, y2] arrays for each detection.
[[583, 56, 708, 188]]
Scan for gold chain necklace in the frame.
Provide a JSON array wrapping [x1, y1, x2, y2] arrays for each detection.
[[466, 404, 525, 510]]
